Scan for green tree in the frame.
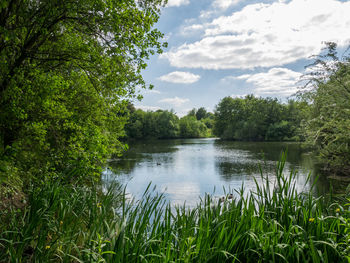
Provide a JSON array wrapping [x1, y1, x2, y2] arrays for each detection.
[[187, 108, 196, 117], [213, 95, 303, 141], [157, 110, 179, 139], [126, 109, 145, 139], [0, 0, 167, 182], [201, 117, 214, 129], [266, 121, 292, 141], [125, 109, 180, 139], [195, 107, 207, 120], [125, 108, 211, 139], [213, 97, 244, 139], [179, 116, 207, 138], [302, 42, 350, 174]]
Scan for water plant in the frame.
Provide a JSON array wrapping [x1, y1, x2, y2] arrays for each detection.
[[1, 153, 349, 262]]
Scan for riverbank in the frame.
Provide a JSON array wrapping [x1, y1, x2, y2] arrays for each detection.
[[1, 154, 349, 262]]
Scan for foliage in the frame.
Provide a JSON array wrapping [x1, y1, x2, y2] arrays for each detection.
[[125, 109, 179, 139], [301, 42, 350, 174], [125, 107, 212, 139], [213, 95, 307, 141], [157, 110, 180, 139], [125, 97, 306, 142], [179, 116, 207, 138], [0, 177, 124, 262], [0, 0, 167, 182], [1, 154, 349, 262]]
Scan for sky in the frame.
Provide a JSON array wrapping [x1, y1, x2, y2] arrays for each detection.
[[135, 0, 350, 116]]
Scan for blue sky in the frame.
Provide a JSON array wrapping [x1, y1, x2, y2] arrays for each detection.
[[135, 0, 350, 116]]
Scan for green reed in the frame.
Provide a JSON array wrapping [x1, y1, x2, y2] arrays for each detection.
[[1, 152, 349, 262]]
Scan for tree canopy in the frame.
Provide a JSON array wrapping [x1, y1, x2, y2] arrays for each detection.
[[0, 0, 167, 183], [301, 43, 350, 174], [125, 107, 212, 139], [213, 95, 306, 141]]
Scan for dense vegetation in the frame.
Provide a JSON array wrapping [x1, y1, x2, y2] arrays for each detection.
[[213, 95, 308, 142], [1, 156, 349, 262], [302, 43, 350, 175], [0, 0, 167, 189], [125, 106, 213, 139], [125, 96, 309, 142], [1, 0, 350, 261]]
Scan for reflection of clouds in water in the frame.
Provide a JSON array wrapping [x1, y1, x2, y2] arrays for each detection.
[[102, 139, 319, 207], [161, 182, 201, 207]]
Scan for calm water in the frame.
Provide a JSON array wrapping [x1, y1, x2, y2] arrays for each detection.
[[103, 138, 330, 207]]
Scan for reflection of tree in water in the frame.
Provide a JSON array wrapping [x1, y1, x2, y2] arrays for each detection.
[[213, 141, 322, 188], [125, 139, 180, 154], [105, 139, 349, 197], [214, 140, 304, 164], [107, 139, 181, 175], [309, 163, 350, 196], [215, 159, 276, 182], [108, 159, 138, 175], [328, 179, 350, 195]]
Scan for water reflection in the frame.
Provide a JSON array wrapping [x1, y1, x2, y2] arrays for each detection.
[[215, 161, 260, 180], [160, 181, 201, 206], [103, 138, 345, 207]]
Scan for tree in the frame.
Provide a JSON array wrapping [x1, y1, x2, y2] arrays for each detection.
[[125, 108, 211, 139], [195, 107, 207, 120], [301, 42, 350, 174], [157, 110, 179, 139], [187, 108, 196, 117], [213, 97, 243, 139], [179, 116, 207, 138], [0, 0, 167, 182], [126, 109, 145, 139], [213, 95, 303, 141], [125, 109, 180, 139]]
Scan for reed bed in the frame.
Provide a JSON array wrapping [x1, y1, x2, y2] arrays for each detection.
[[1, 153, 349, 262]]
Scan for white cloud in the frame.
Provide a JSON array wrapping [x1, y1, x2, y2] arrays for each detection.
[[166, 0, 190, 7], [199, 10, 214, 19], [144, 89, 161, 94], [162, 0, 350, 70], [213, 0, 244, 9], [198, 0, 244, 19], [159, 96, 190, 107], [163, 33, 173, 42], [181, 24, 205, 36], [158, 71, 201, 84], [236, 68, 302, 96]]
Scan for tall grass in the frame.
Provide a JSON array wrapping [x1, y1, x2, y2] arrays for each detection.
[[1, 152, 349, 262]]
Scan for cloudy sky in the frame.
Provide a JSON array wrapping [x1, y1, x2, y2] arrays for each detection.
[[136, 0, 350, 116]]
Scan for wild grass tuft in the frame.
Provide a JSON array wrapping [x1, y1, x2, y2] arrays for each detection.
[[1, 152, 349, 262]]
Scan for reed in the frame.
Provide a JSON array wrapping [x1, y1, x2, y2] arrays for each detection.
[[1, 153, 349, 262]]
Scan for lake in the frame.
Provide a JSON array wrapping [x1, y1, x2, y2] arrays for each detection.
[[103, 138, 331, 207]]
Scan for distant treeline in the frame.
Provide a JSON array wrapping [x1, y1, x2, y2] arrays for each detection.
[[213, 95, 309, 141], [126, 96, 308, 141], [125, 105, 214, 139], [126, 43, 350, 174]]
